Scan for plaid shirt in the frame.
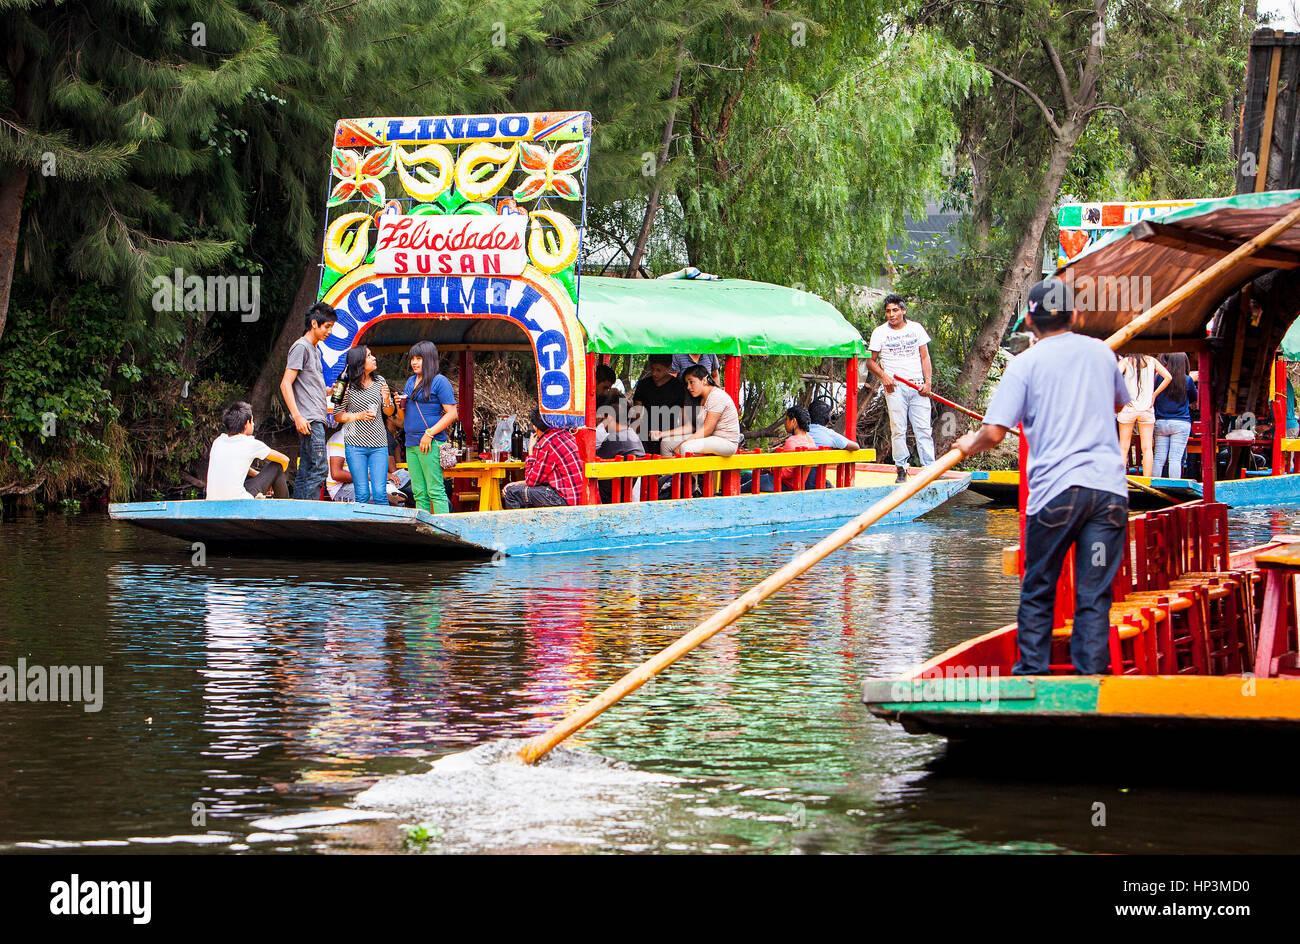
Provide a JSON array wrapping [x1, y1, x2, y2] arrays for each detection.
[[525, 427, 584, 505]]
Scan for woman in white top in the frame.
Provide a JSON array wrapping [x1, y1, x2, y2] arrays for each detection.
[[659, 364, 741, 457], [1116, 353, 1172, 477]]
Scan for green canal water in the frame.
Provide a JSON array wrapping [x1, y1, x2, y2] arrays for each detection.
[[1, 494, 1297, 854]]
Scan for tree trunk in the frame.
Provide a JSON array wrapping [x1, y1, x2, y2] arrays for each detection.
[[249, 263, 320, 421], [939, 121, 1084, 452], [0, 167, 29, 345]]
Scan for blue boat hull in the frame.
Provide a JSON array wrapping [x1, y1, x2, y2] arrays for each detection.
[[1184, 472, 1300, 506], [109, 474, 970, 558]]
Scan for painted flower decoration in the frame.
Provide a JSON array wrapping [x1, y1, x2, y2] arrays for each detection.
[[329, 145, 396, 206], [513, 141, 587, 201]]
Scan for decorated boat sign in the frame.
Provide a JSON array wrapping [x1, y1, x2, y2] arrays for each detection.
[[1056, 199, 1209, 267], [373, 214, 528, 276], [318, 111, 591, 428]]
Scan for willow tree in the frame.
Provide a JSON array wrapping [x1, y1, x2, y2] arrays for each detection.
[[0, 0, 280, 344], [665, 2, 983, 430]]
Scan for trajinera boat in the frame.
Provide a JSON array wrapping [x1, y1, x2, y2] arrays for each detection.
[[865, 189, 1300, 748], [110, 110, 968, 557], [968, 194, 1300, 509]]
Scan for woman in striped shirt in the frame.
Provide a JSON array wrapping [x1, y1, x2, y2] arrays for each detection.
[[335, 345, 395, 505]]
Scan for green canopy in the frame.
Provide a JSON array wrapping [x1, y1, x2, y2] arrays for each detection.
[[1284, 319, 1300, 360], [575, 276, 867, 357]]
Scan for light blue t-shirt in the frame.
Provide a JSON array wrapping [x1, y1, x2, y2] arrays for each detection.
[[808, 423, 852, 449], [984, 332, 1129, 515]]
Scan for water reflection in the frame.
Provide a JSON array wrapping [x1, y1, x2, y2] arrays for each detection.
[[0, 497, 1295, 852]]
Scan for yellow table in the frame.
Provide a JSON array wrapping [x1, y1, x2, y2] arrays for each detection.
[[442, 460, 525, 511]]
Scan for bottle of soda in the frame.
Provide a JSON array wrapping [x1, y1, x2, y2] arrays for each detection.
[[511, 426, 524, 460]]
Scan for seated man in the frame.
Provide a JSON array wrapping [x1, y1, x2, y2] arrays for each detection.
[[502, 408, 584, 509], [594, 363, 625, 396], [631, 354, 690, 452], [594, 392, 645, 502], [740, 405, 817, 493], [205, 401, 290, 499], [807, 399, 859, 451]]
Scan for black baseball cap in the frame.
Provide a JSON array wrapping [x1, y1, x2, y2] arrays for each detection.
[[1026, 278, 1072, 321]]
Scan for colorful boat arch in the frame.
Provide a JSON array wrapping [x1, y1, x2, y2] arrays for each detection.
[[320, 263, 587, 427]]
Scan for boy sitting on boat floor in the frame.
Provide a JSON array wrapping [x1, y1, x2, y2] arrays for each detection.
[[954, 278, 1130, 676], [205, 402, 291, 500]]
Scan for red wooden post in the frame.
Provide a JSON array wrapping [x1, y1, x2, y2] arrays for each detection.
[[575, 425, 597, 505], [724, 355, 741, 410], [1198, 349, 1215, 503], [844, 354, 859, 442], [459, 351, 475, 448], [1273, 356, 1285, 476], [1017, 422, 1028, 577], [584, 351, 597, 427]]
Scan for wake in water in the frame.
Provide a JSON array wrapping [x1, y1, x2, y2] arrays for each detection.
[[353, 740, 679, 852]]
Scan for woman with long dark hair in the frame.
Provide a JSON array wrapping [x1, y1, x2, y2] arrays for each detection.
[[1153, 352, 1197, 478], [335, 345, 394, 504], [658, 364, 741, 457], [394, 340, 457, 513], [1117, 352, 1172, 476]]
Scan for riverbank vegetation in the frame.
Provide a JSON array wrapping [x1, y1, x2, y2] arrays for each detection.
[[0, 0, 1257, 502]]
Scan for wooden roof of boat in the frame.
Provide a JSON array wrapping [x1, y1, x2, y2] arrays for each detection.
[[1059, 190, 1300, 351]]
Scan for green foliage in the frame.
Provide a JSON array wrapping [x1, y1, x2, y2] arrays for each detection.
[[0, 279, 240, 499], [399, 821, 443, 851]]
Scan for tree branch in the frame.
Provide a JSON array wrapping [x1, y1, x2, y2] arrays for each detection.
[[1041, 37, 1075, 110], [983, 64, 1063, 138]]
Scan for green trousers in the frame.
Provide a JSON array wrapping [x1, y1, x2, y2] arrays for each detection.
[[407, 445, 449, 514]]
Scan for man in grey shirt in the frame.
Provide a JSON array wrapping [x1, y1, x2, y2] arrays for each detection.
[[955, 278, 1130, 675], [279, 302, 337, 500]]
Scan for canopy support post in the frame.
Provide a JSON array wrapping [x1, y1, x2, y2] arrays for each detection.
[[1273, 356, 1285, 476], [1199, 349, 1215, 503], [585, 352, 597, 426], [1017, 424, 1028, 578], [725, 355, 741, 410], [844, 355, 859, 441], [459, 351, 475, 447]]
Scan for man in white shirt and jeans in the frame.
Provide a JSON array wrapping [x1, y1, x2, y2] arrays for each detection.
[[866, 295, 934, 483]]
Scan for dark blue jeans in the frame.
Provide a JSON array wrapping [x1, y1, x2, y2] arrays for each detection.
[[1016, 486, 1128, 675], [292, 421, 327, 500]]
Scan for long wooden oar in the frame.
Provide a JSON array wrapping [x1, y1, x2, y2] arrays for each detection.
[[891, 374, 1017, 433], [515, 449, 964, 764], [516, 199, 1300, 767]]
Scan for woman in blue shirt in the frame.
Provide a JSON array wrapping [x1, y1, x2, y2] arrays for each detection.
[[394, 341, 458, 513], [1153, 352, 1197, 479]]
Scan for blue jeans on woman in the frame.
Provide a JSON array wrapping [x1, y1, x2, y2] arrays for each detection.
[[344, 444, 389, 505], [1152, 418, 1191, 478], [1016, 486, 1128, 675]]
